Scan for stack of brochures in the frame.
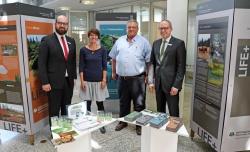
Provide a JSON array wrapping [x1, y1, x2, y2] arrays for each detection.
[[73, 116, 100, 131], [136, 115, 154, 126], [124, 111, 142, 122], [149, 113, 169, 128]]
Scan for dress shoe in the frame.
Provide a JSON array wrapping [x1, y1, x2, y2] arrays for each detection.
[[115, 122, 128, 131], [99, 127, 106, 134], [136, 126, 141, 135]]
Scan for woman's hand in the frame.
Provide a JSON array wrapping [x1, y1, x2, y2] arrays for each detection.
[[100, 80, 106, 89], [81, 81, 87, 91]]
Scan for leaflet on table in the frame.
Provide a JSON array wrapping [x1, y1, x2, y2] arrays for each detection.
[[73, 116, 100, 131], [52, 130, 77, 145], [51, 116, 76, 137], [67, 102, 87, 119]]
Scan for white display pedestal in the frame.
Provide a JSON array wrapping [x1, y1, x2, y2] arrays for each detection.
[[52, 117, 116, 152], [0, 129, 19, 144], [119, 118, 189, 152]]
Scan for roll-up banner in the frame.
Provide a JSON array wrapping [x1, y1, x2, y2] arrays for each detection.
[[21, 17, 54, 133], [191, 0, 250, 151], [0, 16, 30, 134], [0, 3, 54, 136], [96, 13, 136, 100], [221, 0, 250, 151]]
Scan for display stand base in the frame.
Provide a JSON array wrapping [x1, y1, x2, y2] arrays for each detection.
[[118, 117, 189, 152], [141, 126, 178, 152], [29, 134, 34, 145], [190, 129, 195, 140]]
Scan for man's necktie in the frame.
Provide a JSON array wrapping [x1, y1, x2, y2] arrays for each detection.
[[61, 36, 69, 60], [160, 40, 167, 61]]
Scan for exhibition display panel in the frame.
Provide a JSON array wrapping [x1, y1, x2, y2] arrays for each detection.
[[0, 3, 54, 144], [191, 0, 250, 151]]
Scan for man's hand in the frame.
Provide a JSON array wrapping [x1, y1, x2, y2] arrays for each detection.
[[100, 80, 106, 89], [144, 75, 148, 84], [81, 81, 87, 91], [112, 73, 117, 80], [148, 84, 155, 93], [170, 87, 178, 96], [42, 84, 51, 92]]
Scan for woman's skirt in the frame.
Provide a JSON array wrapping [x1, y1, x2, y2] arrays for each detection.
[[79, 81, 109, 102]]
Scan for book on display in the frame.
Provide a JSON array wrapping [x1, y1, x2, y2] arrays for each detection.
[[165, 117, 183, 132], [124, 111, 142, 122], [149, 113, 169, 128], [136, 115, 154, 126]]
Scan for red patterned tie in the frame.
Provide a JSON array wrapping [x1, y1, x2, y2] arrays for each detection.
[[61, 36, 69, 60]]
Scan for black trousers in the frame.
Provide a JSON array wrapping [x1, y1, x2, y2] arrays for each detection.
[[48, 77, 74, 117], [118, 75, 146, 117], [155, 86, 179, 117]]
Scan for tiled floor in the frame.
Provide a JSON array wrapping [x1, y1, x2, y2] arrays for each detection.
[[0, 84, 215, 152]]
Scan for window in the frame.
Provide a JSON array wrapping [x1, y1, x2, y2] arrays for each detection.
[[154, 8, 163, 22]]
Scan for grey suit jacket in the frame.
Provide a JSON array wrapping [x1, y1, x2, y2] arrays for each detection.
[[148, 36, 186, 93]]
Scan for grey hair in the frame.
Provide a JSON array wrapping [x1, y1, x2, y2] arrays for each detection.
[[161, 19, 173, 30], [127, 19, 139, 27]]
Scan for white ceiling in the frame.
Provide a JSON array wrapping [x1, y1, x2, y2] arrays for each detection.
[[41, 0, 200, 12], [41, 0, 142, 11]]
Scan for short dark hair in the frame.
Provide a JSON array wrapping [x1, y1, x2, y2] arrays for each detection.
[[88, 28, 100, 39]]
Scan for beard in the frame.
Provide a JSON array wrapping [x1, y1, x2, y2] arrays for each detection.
[[56, 27, 67, 35]]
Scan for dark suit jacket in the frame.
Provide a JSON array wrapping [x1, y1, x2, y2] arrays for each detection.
[[150, 36, 186, 93], [38, 33, 77, 89]]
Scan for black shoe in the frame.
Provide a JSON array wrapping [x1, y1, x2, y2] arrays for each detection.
[[99, 127, 106, 134], [115, 122, 128, 131], [136, 126, 141, 135]]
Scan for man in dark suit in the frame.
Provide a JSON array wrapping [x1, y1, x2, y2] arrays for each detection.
[[148, 20, 186, 117], [38, 15, 77, 119]]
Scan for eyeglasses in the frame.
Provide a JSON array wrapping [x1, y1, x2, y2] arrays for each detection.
[[159, 27, 169, 30], [56, 22, 68, 26], [127, 26, 137, 29]]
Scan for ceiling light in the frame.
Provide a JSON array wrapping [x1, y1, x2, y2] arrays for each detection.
[[80, 0, 96, 5], [60, 7, 70, 11]]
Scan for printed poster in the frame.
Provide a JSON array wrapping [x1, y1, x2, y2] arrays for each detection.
[[0, 20, 25, 124], [96, 13, 136, 100], [25, 21, 53, 122], [100, 24, 126, 99]]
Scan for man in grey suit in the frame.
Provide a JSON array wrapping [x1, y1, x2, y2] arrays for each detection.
[[148, 20, 186, 117]]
